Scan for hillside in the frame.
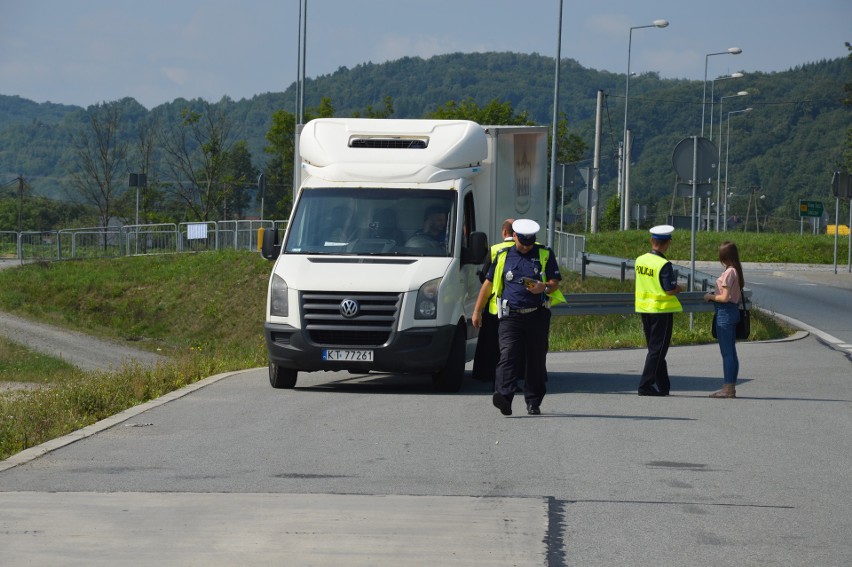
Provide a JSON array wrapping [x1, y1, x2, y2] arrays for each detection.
[[1, 51, 850, 230]]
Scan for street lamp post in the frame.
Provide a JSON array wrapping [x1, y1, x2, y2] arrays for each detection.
[[715, 91, 748, 229], [723, 108, 752, 230], [709, 72, 744, 141], [548, 0, 564, 248], [702, 47, 742, 137], [724, 189, 736, 231], [620, 18, 668, 231]]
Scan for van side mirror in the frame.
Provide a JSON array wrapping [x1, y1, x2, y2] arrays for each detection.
[[261, 227, 281, 260], [463, 231, 488, 265]]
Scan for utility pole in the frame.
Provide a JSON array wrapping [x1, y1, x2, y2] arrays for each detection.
[[591, 90, 602, 233], [17, 175, 24, 232]]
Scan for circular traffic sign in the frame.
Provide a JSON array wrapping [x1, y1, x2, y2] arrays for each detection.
[[672, 137, 718, 182]]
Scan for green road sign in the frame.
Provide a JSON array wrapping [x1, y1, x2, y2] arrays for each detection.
[[799, 200, 824, 217]]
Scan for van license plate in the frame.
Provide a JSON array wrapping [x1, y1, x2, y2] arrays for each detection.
[[323, 349, 374, 362]]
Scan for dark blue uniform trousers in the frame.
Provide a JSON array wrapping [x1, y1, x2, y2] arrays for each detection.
[[472, 312, 499, 383], [639, 312, 673, 394], [495, 307, 550, 407]]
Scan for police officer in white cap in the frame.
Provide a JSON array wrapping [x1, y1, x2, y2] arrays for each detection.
[[472, 219, 565, 416], [634, 224, 683, 396]]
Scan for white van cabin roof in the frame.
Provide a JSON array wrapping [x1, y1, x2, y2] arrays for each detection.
[[299, 118, 488, 183]]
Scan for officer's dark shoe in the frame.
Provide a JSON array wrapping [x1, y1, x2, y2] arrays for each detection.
[[638, 389, 665, 397], [527, 404, 541, 415], [492, 392, 512, 416]]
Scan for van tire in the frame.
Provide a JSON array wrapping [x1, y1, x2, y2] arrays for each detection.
[[432, 327, 465, 393], [269, 363, 297, 389]]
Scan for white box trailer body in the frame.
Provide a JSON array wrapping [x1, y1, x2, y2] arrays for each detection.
[[262, 118, 548, 392]]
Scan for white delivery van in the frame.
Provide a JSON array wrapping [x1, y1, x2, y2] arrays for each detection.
[[262, 118, 548, 392]]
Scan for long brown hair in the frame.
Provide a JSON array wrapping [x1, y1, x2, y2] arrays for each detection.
[[719, 241, 744, 288]]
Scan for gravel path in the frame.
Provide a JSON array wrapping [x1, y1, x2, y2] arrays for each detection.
[[0, 310, 166, 374], [0, 259, 166, 377]]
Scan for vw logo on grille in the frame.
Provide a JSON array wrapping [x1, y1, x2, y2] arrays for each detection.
[[339, 298, 360, 318]]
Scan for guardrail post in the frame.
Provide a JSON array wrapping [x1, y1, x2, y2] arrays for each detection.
[[620, 261, 627, 282], [581, 252, 587, 280]]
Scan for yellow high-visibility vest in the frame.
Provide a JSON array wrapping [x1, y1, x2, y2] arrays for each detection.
[[490, 245, 566, 314], [634, 253, 682, 313], [486, 240, 515, 314]]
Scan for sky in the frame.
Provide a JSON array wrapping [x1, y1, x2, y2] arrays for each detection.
[[1, 0, 849, 110]]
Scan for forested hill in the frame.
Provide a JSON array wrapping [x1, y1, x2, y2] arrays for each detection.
[[1, 51, 849, 230]]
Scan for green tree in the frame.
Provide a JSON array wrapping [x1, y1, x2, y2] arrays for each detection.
[[121, 113, 160, 226], [554, 111, 586, 164], [221, 140, 258, 219], [262, 96, 337, 220], [352, 96, 395, 118], [68, 100, 129, 227], [263, 110, 296, 220], [426, 97, 530, 125], [601, 195, 621, 231], [313, 97, 335, 119], [160, 100, 235, 221]]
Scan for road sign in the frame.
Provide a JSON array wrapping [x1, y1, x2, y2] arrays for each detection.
[[672, 137, 718, 182], [832, 171, 852, 199], [578, 188, 598, 207], [799, 200, 824, 217]]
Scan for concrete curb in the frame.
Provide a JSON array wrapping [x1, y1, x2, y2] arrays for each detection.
[[0, 368, 257, 473]]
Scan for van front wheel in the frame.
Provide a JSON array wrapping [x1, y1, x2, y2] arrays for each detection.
[[269, 363, 297, 389], [432, 327, 465, 393]]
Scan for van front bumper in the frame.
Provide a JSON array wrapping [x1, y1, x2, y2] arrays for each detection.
[[264, 323, 457, 374]]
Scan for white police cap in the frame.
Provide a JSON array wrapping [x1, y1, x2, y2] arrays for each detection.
[[512, 219, 540, 237], [649, 224, 675, 240]]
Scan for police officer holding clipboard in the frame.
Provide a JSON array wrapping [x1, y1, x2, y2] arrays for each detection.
[[472, 219, 565, 416]]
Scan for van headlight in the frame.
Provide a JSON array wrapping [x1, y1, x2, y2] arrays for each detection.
[[414, 277, 440, 320], [270, 274, 289, 317]]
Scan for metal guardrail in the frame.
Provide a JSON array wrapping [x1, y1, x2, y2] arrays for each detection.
[[574, 252, 752, 314], [580, 252, 718, 291], [553, 291, 750, 316]]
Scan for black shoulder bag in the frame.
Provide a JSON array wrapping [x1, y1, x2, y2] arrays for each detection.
[[736, 288, 750, 340]]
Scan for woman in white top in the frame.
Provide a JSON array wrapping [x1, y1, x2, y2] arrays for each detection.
[[703, 241, 744, 398]]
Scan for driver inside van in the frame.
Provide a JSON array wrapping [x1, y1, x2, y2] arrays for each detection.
[[406, 205, 448, 247]]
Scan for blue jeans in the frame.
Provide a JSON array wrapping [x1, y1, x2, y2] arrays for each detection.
[[714, 302, 740, 384]]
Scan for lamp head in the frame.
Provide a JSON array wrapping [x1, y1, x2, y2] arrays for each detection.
[[731, 72, 745, 78], [736, 90, 749, 96], [653, 19, 669, 28], [727, 47, 743, 55]]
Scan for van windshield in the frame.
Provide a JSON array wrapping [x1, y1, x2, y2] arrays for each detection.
[[284, 188, 456, 257]]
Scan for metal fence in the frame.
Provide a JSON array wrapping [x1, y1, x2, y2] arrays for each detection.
[[0, 231, 18, 259], [6, 220, 288, 263], [553, 230, 585, 272], [5, 222, 583, 269]]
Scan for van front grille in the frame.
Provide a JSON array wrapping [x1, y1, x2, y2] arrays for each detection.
[[300, 291, 401, 347]]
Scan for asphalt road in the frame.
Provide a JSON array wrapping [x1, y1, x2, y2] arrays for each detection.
[[2, 335, 851, 566], [746, 265, 852, 350], [1, 261, 851, 566]]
